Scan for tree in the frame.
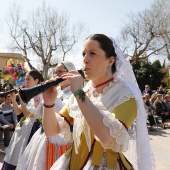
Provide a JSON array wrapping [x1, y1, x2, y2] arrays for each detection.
[[118, 0, 170, 63], [7, 3, 86, 80], [132, 60, 167, 91], [153, 0, 170, 60]]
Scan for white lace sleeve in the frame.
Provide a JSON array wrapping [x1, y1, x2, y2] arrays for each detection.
[[96, 110, 129, 152], [48, 134, 69, 145], [48, 113, 73, 144]]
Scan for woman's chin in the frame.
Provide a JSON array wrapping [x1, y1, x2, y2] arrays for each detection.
[[85, 74, 93, 80], [84, 73, 90, 79]]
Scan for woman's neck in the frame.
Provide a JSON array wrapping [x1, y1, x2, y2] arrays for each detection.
[[91, 77, 114, 94]]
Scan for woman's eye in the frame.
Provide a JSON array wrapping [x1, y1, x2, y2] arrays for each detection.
[[82, 52, 86, 57], [90, 52, 95, 55]]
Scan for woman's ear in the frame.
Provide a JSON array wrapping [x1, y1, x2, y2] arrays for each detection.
[[35, 79, 39, 85], [109, 56, 115, 66]]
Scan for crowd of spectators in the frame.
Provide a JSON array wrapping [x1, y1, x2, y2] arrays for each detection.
[[142, 84, 170, 130], [0, 79, 14, 93], [0, 79, 19, 153]]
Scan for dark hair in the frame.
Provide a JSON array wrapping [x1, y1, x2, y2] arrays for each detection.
[[4, 95, 10, 99], [28, 70, 44, 84], [86, 34, 117, 74]]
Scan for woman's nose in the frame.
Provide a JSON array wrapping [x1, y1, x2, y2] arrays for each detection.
[[83, 54, 90, 63]]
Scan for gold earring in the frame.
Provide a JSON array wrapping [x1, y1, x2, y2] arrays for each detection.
[[108, 65, 112, 77]]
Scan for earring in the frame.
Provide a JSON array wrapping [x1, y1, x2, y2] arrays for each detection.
[[108, 65, 112, 77]]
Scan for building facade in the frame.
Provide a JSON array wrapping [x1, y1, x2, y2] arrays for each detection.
[[0, 52, 25, 73]]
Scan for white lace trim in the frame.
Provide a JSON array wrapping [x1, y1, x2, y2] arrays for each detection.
[[110, 94, 134, 112], [68, 95, 91, 154], [95, 110, 129, 152], [55, 113, 73, 144]]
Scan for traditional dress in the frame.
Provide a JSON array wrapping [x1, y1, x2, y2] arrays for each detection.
[[50, 80, 137, 170], [17, 86, 72, 170], [1, 96, 43, 170]]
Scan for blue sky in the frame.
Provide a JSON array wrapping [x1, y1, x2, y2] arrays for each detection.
[[0, 0, 155, 68]]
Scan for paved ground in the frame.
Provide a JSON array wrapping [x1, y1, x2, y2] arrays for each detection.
[[149, 126, 170, 170], [0, 125, 170, 169]]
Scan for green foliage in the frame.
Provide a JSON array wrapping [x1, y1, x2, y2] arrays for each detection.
[[132, 60, 167, 91]]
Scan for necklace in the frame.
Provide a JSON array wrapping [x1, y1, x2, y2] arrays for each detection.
[[92, 77, 114, 97], [92, 77, 114, 88]]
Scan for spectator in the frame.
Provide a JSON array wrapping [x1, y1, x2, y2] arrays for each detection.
[[0, 95, 18, 153], [5, 86, 11, 92], [167, 91, 170, 96], [0, 96, 4, 105], [0, 83, 3, 92], [163, 87, 168, 94], [153, 94, 169, 129], [3, 79, 14, 90], [156, 86, 166, 95], [164, 94, 170, 120], [150, 93, 157, 106], [143, 84, 153, 96], [143, 95, 156, 131]]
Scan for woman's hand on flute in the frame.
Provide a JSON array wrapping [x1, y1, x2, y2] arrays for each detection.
[[42, 78, 59, 105], [61, 70, 84, 93]]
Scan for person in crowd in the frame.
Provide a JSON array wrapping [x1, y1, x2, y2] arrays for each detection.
[[150, 93, 157, 106], [143, 84, 153, 96], [156, 85, 166, 95], [1, 70, 44, 170], [0, 83, 3, 92], [0, 96, 4, 105], [163, 87, 168, 94], [2, 79, 14, 90], [0, 95, 18, 153], [167, 91, 170, 96], [4, 86, 11, 92], [164, 94, 170, 120], [153, 94, 169, 129], [17, 61, 76, 170], [42, 34, 155, 169], [143, 95, 156, 131]]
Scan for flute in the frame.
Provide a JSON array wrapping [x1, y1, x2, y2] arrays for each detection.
[[0, 89, 18, 98], [19, 69, 85, 103]]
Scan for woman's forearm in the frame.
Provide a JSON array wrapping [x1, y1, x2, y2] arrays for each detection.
[[76, 95, 114, 144], [11, 100, 22, 115], [43, 106, 60, 137], [20, 102, 31, 117]]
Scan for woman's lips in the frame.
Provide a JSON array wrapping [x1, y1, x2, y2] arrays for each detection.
[[83, 68, 90, 71]]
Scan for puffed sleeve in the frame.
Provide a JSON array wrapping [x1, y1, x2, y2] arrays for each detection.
[[96, 98, 137, 152]]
